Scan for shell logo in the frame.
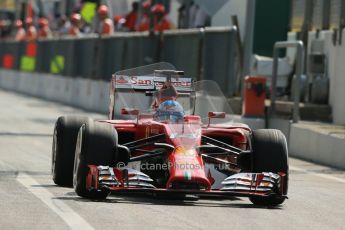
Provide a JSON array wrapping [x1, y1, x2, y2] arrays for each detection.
[[116, 77, 129, 84], [175, 146, 195, 156]]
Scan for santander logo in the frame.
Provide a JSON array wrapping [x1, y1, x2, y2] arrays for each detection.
[[115, 75, 192, 90]]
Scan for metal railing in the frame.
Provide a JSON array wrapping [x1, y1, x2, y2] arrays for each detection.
[[270, 40, 305, 123]]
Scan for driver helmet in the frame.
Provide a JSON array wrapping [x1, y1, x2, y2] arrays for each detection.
[[70, 13, 81, 23], [154, 100, 184, 123], [98, 5, 109, 16]]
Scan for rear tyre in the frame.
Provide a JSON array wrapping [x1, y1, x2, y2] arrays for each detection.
[[73, 120, 118, 199], [52, 116, 91, 187], [249, 129, 289, 206]]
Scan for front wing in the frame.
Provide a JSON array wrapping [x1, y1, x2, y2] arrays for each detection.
[[86, 165, 287, 199]]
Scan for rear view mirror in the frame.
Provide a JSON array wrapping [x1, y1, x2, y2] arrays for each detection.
[[121, 108, 140, 116], [208, 112, 226, 119], [184, 115, 201, 123], [207, 112, 226, 127]]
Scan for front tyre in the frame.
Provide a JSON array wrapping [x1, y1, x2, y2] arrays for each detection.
[[249, 129, 289, 206], [73, 121, 118, 199], [52, 116, 91, 187]]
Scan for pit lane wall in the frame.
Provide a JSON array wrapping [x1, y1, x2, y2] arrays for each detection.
[[1, 68, 344, 170], [0, 69, 109, 113], [0, 28, 237, 96], [289, 122, 345, 170]]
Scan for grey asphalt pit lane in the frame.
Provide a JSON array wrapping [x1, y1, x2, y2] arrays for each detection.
[[25, 101, 59, 108], [30, 118, 56, 124], [0, 171, 19, 177], [20, 171, 51, 176], [30, 184, 59, 188], [0, 132, 52, 137]]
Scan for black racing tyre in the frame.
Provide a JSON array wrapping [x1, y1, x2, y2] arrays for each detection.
[[249, 129, 289, 206], [73, 120, 118, 199], [52, 116, 92, 187]]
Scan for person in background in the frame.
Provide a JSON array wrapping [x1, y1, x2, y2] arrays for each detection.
[[193, 4, 211, 28], [178, 0, 195, 28], [136, 0, 151, 32], [124, 1, 138, 31], [38, 17, 52, 39], [54, 15, 70, 36], [177, 3, 187, 29], [0, 19, 11, 40], [68, 13, 81, 37], [188, 2, 198, 28], [15, 20, 26, 41], [152, 3, 171, 32], [97, 5, 114, 35], [113, 15, 126, 31], [0, 20, 5, 40], [25, 17, 37, 41]]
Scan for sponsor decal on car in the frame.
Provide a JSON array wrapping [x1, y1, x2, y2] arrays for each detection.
[[114, 75, 192, 91]]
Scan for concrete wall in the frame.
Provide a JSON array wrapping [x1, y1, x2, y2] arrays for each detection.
[[0, 69, 110, 114], [306, 30, 345, 125], [289, 122, 345, 170], [327, 29, 345, 125]]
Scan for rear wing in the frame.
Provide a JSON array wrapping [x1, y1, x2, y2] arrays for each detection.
[[113, 75, 193, 92]]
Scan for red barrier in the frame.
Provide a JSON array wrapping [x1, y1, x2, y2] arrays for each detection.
[[26, 42, 37, 57], [242, 76, 266, 117], [3, 54, 14, 69]]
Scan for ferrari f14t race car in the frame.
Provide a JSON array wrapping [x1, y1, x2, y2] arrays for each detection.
[[52, 63, 288, 206]]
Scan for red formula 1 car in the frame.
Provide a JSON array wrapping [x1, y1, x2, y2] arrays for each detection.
[[52, 63, 288, 206]]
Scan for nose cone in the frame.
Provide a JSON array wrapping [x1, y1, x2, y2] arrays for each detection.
[[167, 149, 211, 190]]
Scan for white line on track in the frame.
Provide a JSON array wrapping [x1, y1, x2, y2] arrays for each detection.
[[16, 173, 94, 230], [290, 166, 345, 183]]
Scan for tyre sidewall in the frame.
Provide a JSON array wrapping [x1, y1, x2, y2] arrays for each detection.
[[251, 129, 289, 195], [73, 121, 117, 199], [52, 116, 91, 186]]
